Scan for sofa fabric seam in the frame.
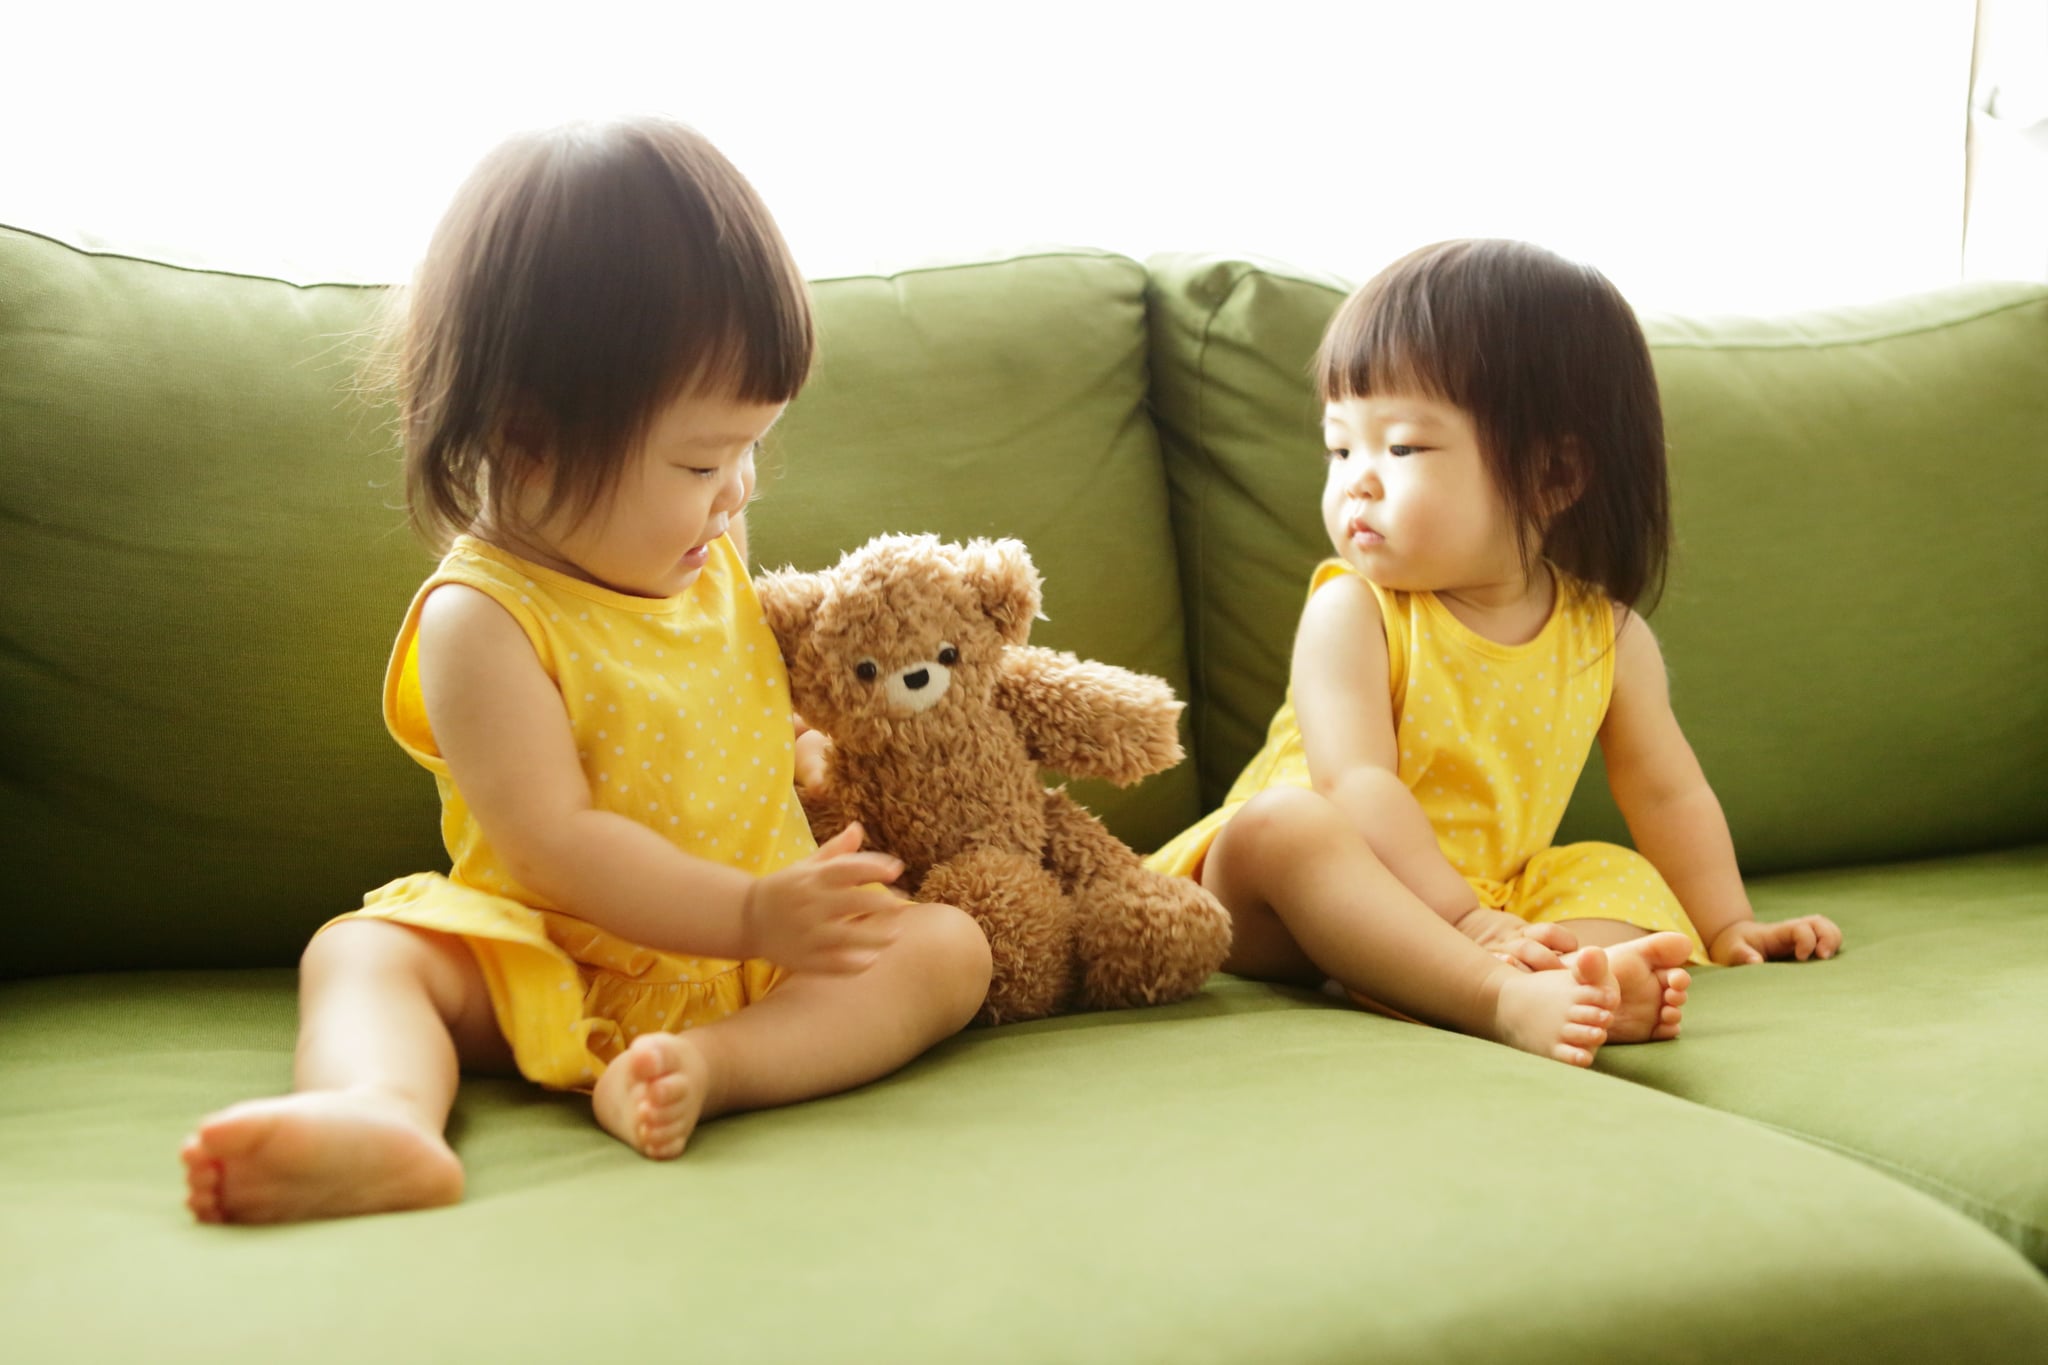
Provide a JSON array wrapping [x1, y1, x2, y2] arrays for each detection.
[[1187, 263, 1253, 799], [1644, 293, 2048, 353], [2, 222, 1138, 296], [1738, 1111, 2047, 1256]]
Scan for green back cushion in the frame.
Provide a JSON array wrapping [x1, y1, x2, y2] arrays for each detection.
[[1145, 253, 2048, 874], [1, 230, 1191, 976], [1, 227, 437, 978]]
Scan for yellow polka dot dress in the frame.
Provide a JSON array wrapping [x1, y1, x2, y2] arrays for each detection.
[[327, 535, 818, 1089], [1147, 560, 1706, 962]]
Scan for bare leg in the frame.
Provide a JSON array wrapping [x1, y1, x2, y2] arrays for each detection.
[[180, 920, 507, 1224], [1201, 787, 1616, 1066], [591, 901, 990, 1158]]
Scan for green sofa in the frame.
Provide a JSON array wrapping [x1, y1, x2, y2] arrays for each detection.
[[4, 223, 2046, 1363]]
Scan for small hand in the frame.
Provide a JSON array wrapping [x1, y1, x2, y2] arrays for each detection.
[[741, 822, 905, 974], [1455, 907, 1579, 972], [792, 721, 832, 798], [1709, 914, 1842, 965]]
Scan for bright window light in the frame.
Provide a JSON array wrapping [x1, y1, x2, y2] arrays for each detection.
[[2, 1, 1974, 313]]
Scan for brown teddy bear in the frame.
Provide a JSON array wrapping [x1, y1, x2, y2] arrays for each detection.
[[754, 534, 1232, 1025]]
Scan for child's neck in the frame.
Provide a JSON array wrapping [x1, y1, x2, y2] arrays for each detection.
[[1434, 561, 1556, 647], [469, 517, 599, 591]]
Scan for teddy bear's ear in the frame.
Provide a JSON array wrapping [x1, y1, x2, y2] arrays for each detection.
[[960, 538, 1042, 645], [753, 568, 828, 657]]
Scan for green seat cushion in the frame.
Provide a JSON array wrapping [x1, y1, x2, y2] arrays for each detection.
[[4, 973, 2045, 1363], [1143, 254, 2048, 873], [1595, 843, 2048, 1268], [0, 230, 1193, 976]]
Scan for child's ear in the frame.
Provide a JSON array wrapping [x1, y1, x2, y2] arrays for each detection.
[[960, 538, 1043, 645], [494, 394, 556, 465], [753, 569, 827, 658], [1540, 439, 1590, 521]]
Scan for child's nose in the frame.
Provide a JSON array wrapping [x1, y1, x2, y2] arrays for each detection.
[[715, 464, 749, 511]]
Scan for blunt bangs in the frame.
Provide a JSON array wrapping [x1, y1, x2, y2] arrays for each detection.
[[1315, 244, 1486, 410], [397, 117, 814, 548], [1312, 240, 1671, 609]]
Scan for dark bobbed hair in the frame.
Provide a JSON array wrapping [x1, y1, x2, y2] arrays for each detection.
[[1314, 239, 1669, 611], [396, 117, 814, 547]]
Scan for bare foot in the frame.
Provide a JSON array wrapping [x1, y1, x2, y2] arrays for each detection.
[[1489, 946, 1617, 1067], [591, 1033, 712, 1160], [180, 1089, 463, 1224], [1599, 933, 1693, 1043]]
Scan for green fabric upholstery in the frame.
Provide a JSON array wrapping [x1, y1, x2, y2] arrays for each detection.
[[1143, 254, 2048, 874], [5, 971, 2046, 1363], [1597, 843, 2048, 1267], [0, 225, 440, 978]]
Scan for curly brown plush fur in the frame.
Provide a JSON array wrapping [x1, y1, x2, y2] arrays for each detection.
[[755, 534, 1231, 1025]]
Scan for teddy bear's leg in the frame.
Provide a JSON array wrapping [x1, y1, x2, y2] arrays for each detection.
[[1041, 794, 1233, 1011], [918, 848, 1075, 1026]]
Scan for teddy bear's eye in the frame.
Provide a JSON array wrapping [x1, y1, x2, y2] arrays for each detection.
[[937, 643, 959, 666], [855, 659, 879, 682]]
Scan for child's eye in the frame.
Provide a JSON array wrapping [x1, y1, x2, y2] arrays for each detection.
[[1325, 447, 1350, 462], [1389, 445, 1420, 458]]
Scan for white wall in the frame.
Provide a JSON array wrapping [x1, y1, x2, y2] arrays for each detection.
[[2, 0, 1977, 313]]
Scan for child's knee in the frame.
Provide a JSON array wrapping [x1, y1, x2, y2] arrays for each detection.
[[1232, 786, 1358, 865], [903, 901, 994, 998], [300, 918, 470, 996]]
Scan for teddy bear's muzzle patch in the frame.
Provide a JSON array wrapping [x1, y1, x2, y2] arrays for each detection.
[[885, 660, 952, 714]]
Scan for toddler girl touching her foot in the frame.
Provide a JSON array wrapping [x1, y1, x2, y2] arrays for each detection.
[[180, 118, 991, 1224], [1147, 239, 1839, 1066]]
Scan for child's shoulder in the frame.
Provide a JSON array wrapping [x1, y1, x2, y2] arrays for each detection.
[[1307, 558, 1402, 608]]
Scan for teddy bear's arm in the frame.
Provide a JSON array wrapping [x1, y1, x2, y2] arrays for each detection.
[[996, 646, 1185, 787]]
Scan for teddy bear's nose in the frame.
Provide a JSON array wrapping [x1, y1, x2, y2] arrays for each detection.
[[903, 668, 930, 690]]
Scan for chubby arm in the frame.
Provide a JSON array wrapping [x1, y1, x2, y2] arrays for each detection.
[[416, 583, 904, 973], [1292, 575, 1480, 924], [996, 646, 1186, 786], [1600, 610, 1839, 964]]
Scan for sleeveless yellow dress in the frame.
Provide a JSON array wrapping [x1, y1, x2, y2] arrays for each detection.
[[1147, 561, 1706, 962], [325, 535, 817, 1089]]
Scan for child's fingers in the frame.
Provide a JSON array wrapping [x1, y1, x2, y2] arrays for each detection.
[[1500, 938, 1563, 973], [805, 917, 903, 973], [1815, 916, 1843, 959], [1792, 919, 1818, 961], [811, 852, 904, 889], [815, 822, 866, 857], [1524, 922, 1580, 955]]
